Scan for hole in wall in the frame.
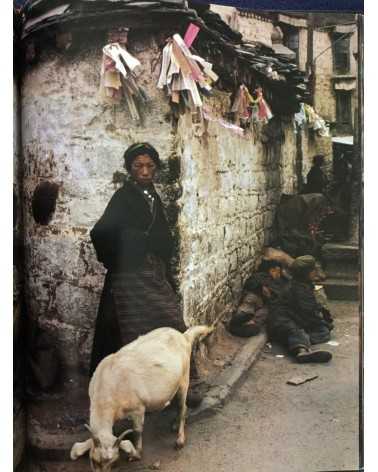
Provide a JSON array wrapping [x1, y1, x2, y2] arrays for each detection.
[[32, 181, 59, 225]]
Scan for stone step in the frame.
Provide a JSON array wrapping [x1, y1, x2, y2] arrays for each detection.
[[323, 265, 359, 281], [322, 242, 359, 261], [322, 278, 360, 301], [321, 242, 360, 281]]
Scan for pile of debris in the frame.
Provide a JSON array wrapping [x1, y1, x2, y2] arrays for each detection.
[[17, 0, 309, 116]]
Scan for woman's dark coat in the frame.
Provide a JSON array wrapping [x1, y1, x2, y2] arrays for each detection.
[[89, 180, 177, 376], [90, 180, 173, 273]]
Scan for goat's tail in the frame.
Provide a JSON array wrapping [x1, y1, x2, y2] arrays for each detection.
[[184, 325, 214, 347]]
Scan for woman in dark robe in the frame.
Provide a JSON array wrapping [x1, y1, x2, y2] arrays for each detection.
[[89, 143, 187, 377], [305, 154, 328, 195]]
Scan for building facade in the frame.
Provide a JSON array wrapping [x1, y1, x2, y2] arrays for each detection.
[[211, 7, 359, 138], [14, 2, 338, 469]]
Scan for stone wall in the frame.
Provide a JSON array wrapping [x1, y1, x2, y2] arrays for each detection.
[[20, 31, 303, 373], [176, 99, 297, 326], [20, 34, 178, 375]]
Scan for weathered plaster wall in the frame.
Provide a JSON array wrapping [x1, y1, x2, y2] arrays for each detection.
[[298, 28, 308, 72], [176, 98, 298, 326], [20, 35, 175, 377], [20, 30, 303, 372], [21, 39, 301, 353], [210, 5, 274, 46], [236, 14, 274, 46], [313, 31, 336, 122]]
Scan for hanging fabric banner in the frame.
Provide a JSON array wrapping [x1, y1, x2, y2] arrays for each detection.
[[184, 23, 200, 48]]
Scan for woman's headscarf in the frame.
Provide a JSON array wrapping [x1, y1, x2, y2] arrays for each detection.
[[123, 142, 161, 172]]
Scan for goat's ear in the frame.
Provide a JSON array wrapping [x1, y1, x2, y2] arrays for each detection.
[[70, 439, 93, 460], [119, 440, 139, 459]]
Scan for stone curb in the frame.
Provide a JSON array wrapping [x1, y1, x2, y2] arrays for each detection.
[[187, 332, 267, 424]]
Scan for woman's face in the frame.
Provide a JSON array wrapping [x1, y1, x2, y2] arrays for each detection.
[[130, 154, 157, 187]]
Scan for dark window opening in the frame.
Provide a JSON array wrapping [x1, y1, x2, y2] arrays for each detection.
[[282, 25, 299, 65], [332, 34, 351, 75], [336, 91, 352, 134], [32, 181, 59, 225]]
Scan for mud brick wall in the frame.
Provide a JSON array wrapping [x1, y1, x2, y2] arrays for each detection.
[[20, 34, 179, 377], [211, 5, 274, 46], [175, 98, 298, 326], [20, 32, 302, 378]]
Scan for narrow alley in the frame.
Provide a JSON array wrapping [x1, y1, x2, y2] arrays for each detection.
[[133, 300, 360, 472], [47, 300, 360, 472], [13, 3, 363, 471]]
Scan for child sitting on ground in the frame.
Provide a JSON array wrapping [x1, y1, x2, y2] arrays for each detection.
[[228, 259, 288, 338]]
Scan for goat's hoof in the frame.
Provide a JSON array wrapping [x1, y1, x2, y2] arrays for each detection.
[[129, 452, 142, 462], [175, 440, 185, 450]]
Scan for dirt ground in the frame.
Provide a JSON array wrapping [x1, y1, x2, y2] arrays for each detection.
[[30, 300, 361, 472]]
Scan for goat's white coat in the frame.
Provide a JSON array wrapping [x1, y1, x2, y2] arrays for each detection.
[[71, 325, 213, 470]]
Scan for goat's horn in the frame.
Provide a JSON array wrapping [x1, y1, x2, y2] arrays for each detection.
[[84, 424, 100, 447], [113, 429, 133, 448]]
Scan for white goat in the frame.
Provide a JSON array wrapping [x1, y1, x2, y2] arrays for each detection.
[[70, 325, 213, 471]]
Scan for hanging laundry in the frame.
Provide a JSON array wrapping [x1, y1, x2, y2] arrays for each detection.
[[303, 103, 330, 137], [251, 86, 273, 124], [294, 102, 307, 134], [313, 117, 330, 137], [231, 85, 273, 128], [231, 84, 253, 127], [157, 33, 218, 112], [265, 63, 280, 81], [103, 43, 141, 77], [99, 42, 150, 124], [303, 103, 317, 125]]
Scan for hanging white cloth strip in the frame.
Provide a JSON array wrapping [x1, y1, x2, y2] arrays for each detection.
[[103, 43, 138, 77], [203, 107, 245, 137], [157, 33, 218, 111], [99, 43, 148, 123]]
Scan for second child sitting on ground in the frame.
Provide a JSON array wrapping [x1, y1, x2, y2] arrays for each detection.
[[228, 259, 287, 338]]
